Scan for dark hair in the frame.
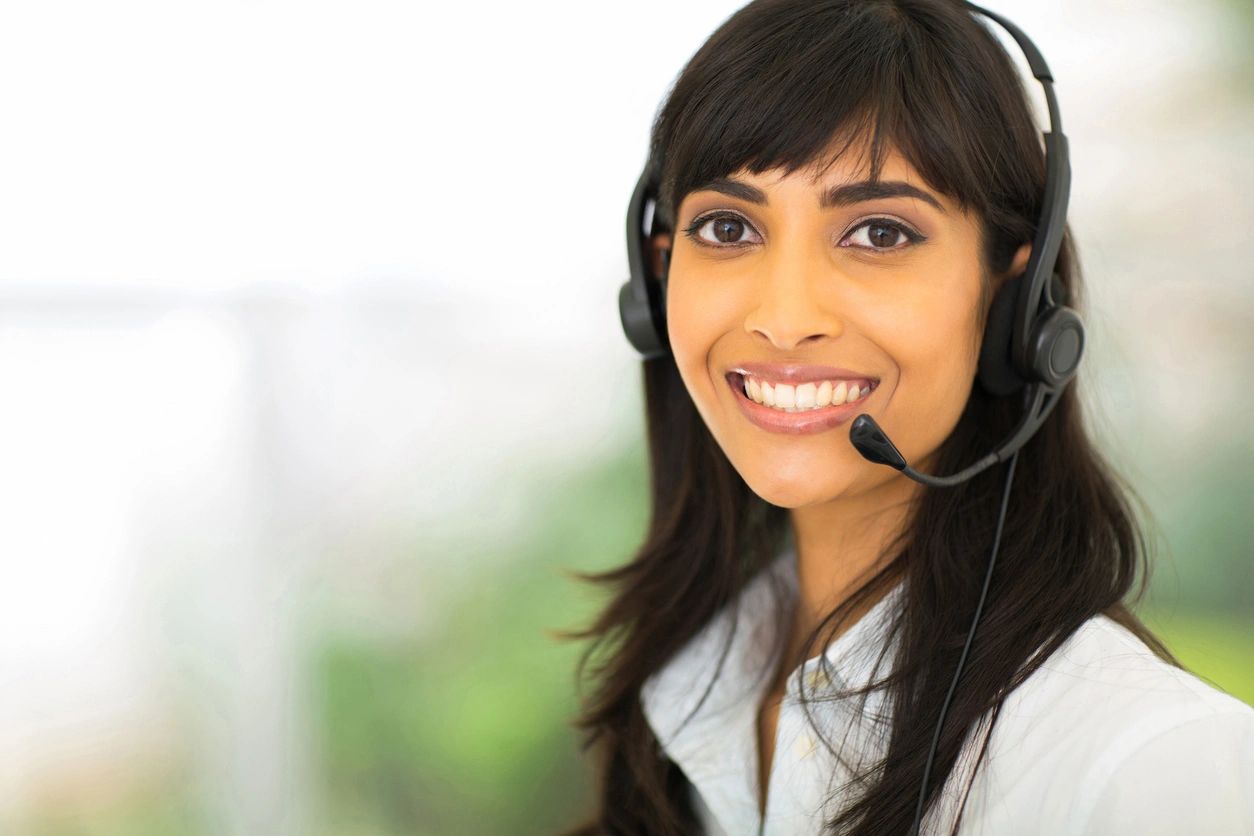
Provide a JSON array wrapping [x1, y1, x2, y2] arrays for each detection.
[[557, 1, 1182, 833]]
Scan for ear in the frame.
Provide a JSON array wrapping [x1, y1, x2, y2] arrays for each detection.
[[998, 242, 1032, 285], [648, 231, 673, 278]]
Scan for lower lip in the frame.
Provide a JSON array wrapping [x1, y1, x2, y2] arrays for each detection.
[[726, 373, 877, 436]]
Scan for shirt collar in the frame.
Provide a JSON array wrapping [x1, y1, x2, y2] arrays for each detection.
[[639, 533, 907, 829]]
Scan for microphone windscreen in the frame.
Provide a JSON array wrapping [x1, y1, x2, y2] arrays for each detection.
[[850, 415, 907, 470]]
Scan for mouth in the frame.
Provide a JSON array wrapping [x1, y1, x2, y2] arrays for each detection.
[[725, 371, 879, 436]]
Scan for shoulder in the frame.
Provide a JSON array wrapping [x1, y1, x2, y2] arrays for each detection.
[[968, 614, 1254, 835], [1001, 613, 1251, 726], [1072, 704, 1254, 835]]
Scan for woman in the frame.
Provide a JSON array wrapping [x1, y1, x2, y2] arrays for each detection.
[[559, 1, 1254, 834]]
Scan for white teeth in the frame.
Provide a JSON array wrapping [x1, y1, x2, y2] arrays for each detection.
[[774, 384, 795, 409], [795, 382, 816, 409], [739, 374, 874, 413]]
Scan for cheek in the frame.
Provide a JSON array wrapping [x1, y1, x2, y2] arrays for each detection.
[[665, 274, 739, 394], [665, 279, 707, 389], [905, 304, 978, 378], [866, 267, 982, 369], [872, 284, 983, 447]]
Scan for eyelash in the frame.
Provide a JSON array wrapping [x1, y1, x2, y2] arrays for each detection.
[[682, 211, 927, 253]]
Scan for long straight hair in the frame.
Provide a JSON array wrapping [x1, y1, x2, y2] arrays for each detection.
[[557, 1, 1182, 833]]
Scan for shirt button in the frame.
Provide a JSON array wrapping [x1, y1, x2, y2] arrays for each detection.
[[804, 668, 832, 690], [793, 733, 817, 759]]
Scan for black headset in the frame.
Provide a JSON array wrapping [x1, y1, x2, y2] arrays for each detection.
[[618, 3, 1083, 834]]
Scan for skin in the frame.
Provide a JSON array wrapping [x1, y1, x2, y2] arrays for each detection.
[[648, 137, 1031, 816]]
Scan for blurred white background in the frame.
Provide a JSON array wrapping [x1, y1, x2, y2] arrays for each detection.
[[0, 1, 1250, 834]]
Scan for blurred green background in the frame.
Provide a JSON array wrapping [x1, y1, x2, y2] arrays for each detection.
[[16, 435, 1251, 836]]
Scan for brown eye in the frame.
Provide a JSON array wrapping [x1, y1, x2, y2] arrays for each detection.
[[711, 217, 745, 243], [683, 212, 762, 248], [841, 218, 924, 252], [867, 223, 902, 248]]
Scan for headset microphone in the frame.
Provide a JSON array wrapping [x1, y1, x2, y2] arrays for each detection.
[[617, 3, 1083, 834], [850, 385, 1046, 488]]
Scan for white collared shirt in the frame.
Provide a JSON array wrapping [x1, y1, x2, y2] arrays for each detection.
[[640, 538, 1254, 835]]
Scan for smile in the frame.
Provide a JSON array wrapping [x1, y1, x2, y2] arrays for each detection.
[[725, 371, 879, 436]]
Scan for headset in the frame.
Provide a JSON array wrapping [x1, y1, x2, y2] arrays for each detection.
[[618, 3, 1083, 834]]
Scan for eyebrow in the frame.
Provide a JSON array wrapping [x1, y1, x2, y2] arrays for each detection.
[[691, 177, 947, 214]]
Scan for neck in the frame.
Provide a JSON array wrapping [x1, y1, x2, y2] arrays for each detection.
[[782, 473, 922, 667]]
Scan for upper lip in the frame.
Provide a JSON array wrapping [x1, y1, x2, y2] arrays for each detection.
[[727, 361, 878, 385]]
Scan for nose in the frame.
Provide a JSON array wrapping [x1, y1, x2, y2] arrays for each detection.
[[742, 247, 846, 351]]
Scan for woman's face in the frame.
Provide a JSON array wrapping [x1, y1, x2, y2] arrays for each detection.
[[661, 143, 1028, 508]]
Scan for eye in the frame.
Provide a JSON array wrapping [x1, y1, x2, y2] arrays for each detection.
[[681, 212, 927, 253], [683, 212, 762, 248], [840, 218, 926, 252]]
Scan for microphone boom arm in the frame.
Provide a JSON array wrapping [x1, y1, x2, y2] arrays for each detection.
[[850, 383, 1057, 488]]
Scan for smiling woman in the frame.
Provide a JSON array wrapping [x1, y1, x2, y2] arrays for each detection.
[[664, 146, 1026, 485], [557, 1, 1254, 835]]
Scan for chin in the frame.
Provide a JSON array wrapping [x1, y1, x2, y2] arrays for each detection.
[[731, 444, 911, 508], [735, 465, 858, 509]]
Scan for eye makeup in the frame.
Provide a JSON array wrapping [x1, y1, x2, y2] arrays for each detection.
[[682, 210, 928, 253]]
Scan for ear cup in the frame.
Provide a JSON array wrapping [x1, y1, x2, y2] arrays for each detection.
[[618, 279, 668, 359], [618, 171, 671, 359], [979, 270, 1084, 396], [1028, 304, 1084, 387], [978, 273, 1027, 396]]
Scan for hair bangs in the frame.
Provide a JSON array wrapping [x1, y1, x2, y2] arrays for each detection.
[[649, 0, 1003, 234]]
